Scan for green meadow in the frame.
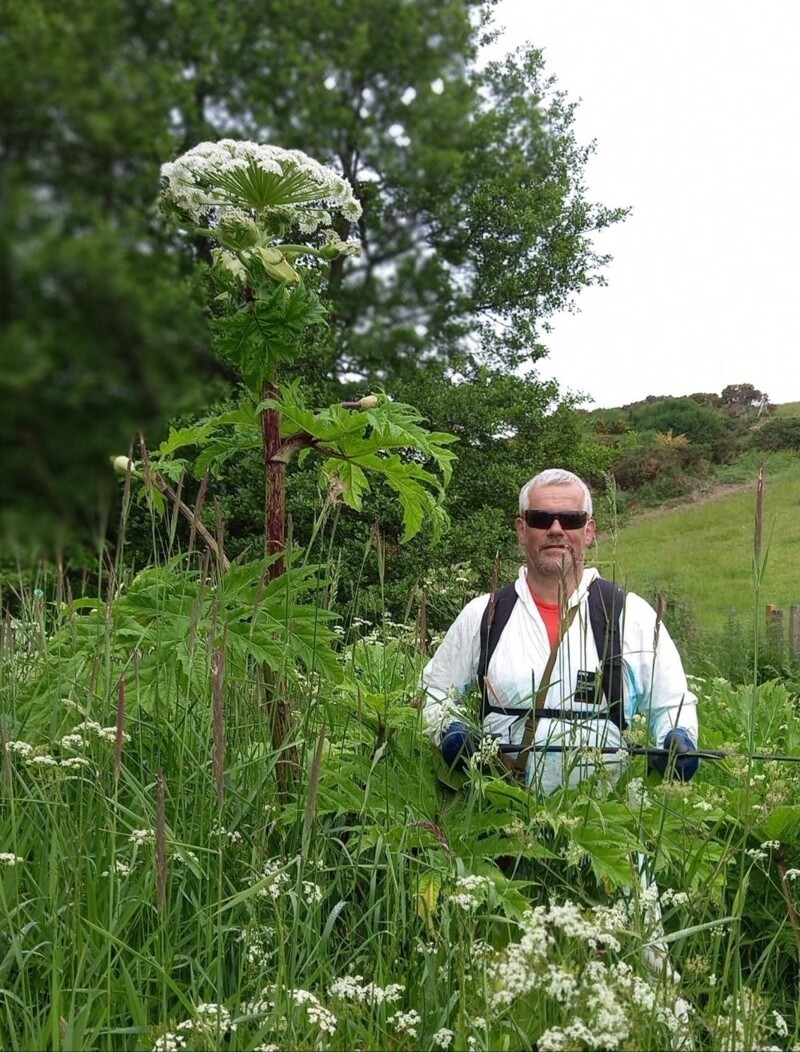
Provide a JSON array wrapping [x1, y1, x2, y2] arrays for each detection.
[[594, 458, 800, 633]]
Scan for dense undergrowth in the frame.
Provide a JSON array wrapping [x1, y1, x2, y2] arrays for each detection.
[[2, 550, 800, 1051]]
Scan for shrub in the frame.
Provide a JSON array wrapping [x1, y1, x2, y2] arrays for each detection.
[[750, 415, 800, 453]]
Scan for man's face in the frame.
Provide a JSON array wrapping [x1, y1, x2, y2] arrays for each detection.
[[515, 482, 596, 583]]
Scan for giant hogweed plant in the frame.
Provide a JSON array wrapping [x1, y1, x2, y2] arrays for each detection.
[[9, 141, 455, 751], [155, 139, 455, 565]]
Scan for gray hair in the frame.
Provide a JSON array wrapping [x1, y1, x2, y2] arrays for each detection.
[[518, 469, 593, 515]]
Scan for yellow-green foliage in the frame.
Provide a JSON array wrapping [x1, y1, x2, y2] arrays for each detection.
[[592, 469, 800, 631]]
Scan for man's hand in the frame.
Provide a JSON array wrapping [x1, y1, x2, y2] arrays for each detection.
[[649, 728, 699, 781], [441, 722, 476, 769]]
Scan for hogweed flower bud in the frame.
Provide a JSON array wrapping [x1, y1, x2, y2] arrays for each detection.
[[339, 394, 381, 411], [111, 455, 137, 476]]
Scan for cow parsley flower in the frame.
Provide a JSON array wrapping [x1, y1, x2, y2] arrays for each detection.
[[0, 853, 23, 866], [289, 989, 337, 1035], [129, 829, 156, 846], [7, 740, 33, 757], [387, 1009, 421, 1038], [328, 975, 404, 1004], [432, 1028, 454, 1049], [60, 757, 91, 769], [152, 1033, 186, 1052], [302, 880, 323, 903], [59, 733, 86, 751]]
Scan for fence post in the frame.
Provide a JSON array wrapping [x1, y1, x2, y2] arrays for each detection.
[[766, 604, 784, 654], [790, 605, 800, 661]]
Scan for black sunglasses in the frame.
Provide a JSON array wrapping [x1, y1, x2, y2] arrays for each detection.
[[522, 509, 589, 531]]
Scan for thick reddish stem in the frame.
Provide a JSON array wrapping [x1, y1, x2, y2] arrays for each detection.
[[261, 382, 285, 577]]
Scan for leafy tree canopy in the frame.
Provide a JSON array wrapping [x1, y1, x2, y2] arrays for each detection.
[[0, 0, 625, 546]]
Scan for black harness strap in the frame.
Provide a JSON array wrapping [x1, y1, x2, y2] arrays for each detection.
[[477, 582, 517, 715], [588, 577, 625, 731], [477, 577, 626, 730]]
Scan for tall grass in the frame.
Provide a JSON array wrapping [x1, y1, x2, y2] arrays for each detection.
[[1, 486, 800, 1050]]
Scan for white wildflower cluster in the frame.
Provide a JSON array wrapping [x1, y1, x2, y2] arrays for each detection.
[[160, 139, 362, 232], [172, 850, 199, 867], [195, 1002, 236, 1033], [302, 880, 323, 903], [77, 719, 128, 743], [259, 858, 291, 900], [240, 992, 274, 1017], [321, 228, 361, 257], [469, 736, 500, 769], [432, 1027, 454, 1048], [6, 740, 34, 757], [660, 888, 690, 908], [129, 829, 156, 846], [210, 822, 244, 845], [60, 756, 92, 770], [784, 868, 800, 881], [746, 847, 769, 863], [562, 840, 587, 867], [101, 859, 133, 878], [773, 1011, 789, 1038], [59, 733, 86, 751], [543, 900, 626, 952], [328, 975, 404, 1005], [448, 874, 493, 911], [28, 754, 59, 767], [486, 898, 692, 1050], [152, 1032, 186, 1052], [0, 853, 23, 866], [240, 926, 276, 968], [656, 996, 693, 1036], [387, 1009, 421, 1038], [289, 989, 337, 1036], [162, 1003, 235, 1041]]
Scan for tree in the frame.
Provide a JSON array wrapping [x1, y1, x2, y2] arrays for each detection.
[[720, 383, 771, 421], [0, 0, 625, 547]]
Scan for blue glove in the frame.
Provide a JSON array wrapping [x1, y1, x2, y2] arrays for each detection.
[[441, 722, 476, 769], [648, 728, 699, 781]]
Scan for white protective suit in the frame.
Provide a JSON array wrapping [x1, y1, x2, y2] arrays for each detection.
[[422, 566, 699, 795]]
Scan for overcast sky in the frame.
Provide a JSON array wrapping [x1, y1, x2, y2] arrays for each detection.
[[487, 1, 800, 409]]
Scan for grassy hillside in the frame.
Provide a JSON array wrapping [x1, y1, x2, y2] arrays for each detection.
[[592, 460, 800, 633]]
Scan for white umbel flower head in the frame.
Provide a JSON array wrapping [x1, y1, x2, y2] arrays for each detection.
[[160, 139, 362, 233]]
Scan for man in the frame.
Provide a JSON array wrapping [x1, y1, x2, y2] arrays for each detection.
[[421, 468, 699, 793]]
